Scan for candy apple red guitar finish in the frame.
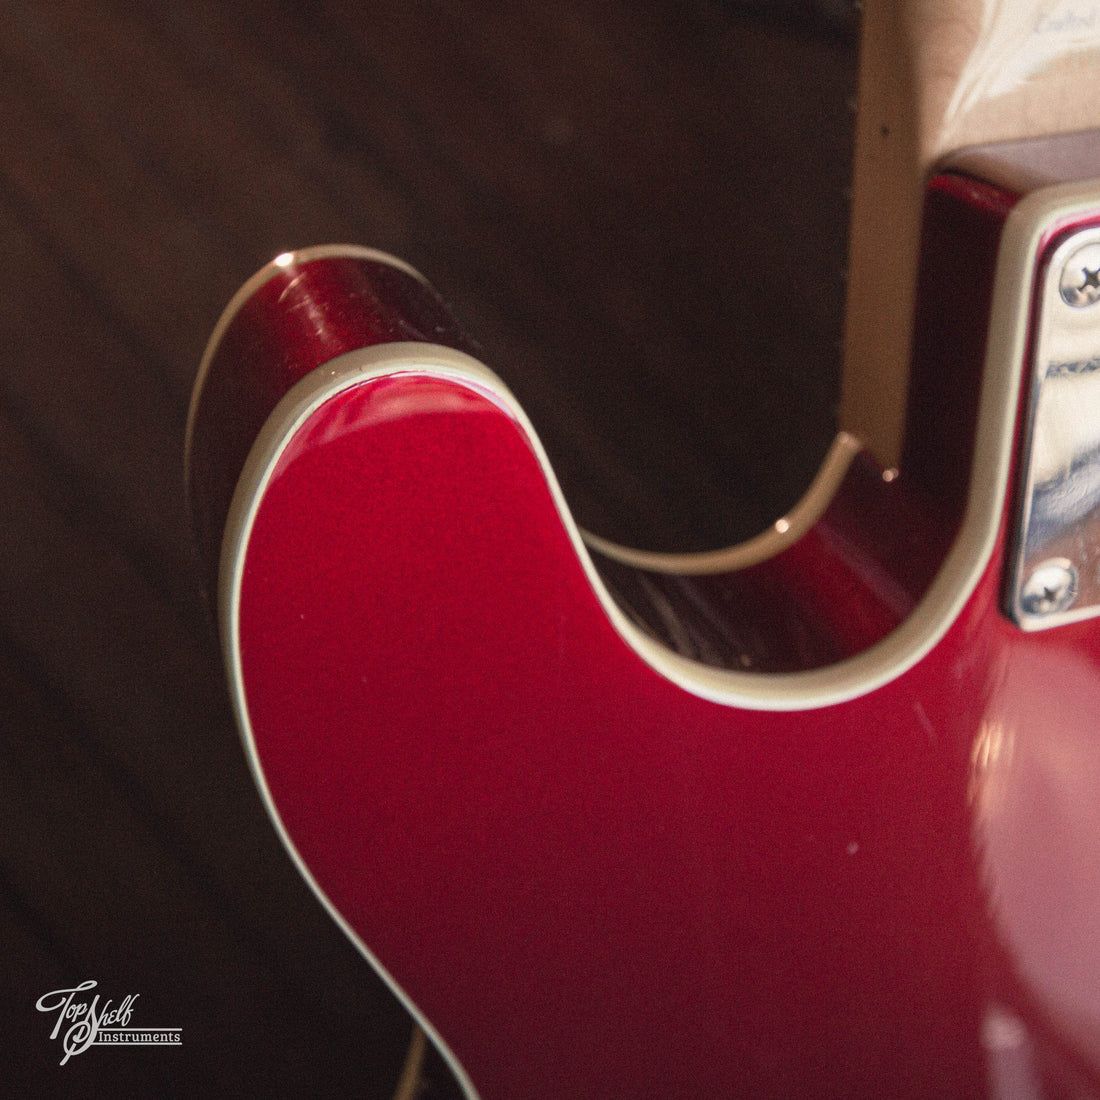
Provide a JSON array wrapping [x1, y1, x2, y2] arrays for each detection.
[[186, 7, 1100, 1098]]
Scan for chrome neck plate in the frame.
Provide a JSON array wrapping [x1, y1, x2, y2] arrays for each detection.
[[1011, 222, 1100, 629]]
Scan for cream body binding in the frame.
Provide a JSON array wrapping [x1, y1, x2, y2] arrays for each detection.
[[400, 6, 1100, 1093], [591, 0, 1100, 574], [200, 7, 1100, 1097]]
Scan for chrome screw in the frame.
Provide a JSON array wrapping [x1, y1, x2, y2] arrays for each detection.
[[1059, 243, 1100, 307], [1020, 559, 1078, 616]]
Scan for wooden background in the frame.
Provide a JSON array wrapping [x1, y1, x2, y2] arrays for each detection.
[[0, 1, 855, 1094]]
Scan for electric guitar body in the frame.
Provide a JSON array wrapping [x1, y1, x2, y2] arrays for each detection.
[[187, 5, 1100, 1096]]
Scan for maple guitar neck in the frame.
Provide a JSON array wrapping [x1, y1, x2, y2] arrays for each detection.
[[844, 0, 1100, 468]]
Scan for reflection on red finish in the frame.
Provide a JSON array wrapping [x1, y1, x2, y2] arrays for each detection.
[[235, 366, 1100, 1095], [188, 254, 477, 597], [239, 374, 992, 1097], [195, 193, 1100, 1095]]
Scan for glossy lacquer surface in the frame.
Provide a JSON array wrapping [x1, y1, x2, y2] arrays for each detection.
[[187, 249, 476, 599], [234, 367, 1094, 1099], [203, 184, 1100, 1092]]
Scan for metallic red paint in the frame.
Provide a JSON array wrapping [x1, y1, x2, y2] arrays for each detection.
[[187, 250, 477, 599], [189, 181, 1100, 1094], [237, 371, 992, 1096]]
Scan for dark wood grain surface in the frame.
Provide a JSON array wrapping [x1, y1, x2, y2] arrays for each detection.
[[0, 1, 854, 1094]]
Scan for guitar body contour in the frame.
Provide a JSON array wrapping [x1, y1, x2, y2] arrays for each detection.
[[187, 157, 1100, 1094], [229, 359, 990, 1098]]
